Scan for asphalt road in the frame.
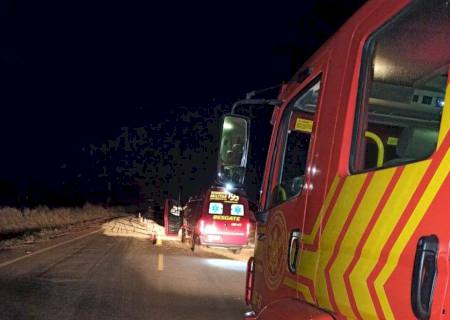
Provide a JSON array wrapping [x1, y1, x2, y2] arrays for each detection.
[[0, 226, 249, 320]]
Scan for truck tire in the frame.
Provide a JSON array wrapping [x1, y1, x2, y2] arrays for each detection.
[[181, 228, 186, 243]]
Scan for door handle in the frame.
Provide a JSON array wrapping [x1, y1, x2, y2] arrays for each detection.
[[411, 235, 438, 320], [288, 230, 301, 273]]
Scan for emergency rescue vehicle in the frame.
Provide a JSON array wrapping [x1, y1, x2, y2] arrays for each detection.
[[215, 0, 450, 319], [181, 187, 252, 253]]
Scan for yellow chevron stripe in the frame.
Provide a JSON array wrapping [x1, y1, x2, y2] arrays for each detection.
[[376, 146, 450, 319], [292, 178, 342, 309], [329, 168, 395, 318], [437, 83, 450, 148], [283, 277, 314, 303], [297, 249, 318, 280], [349, 162, 430, 318], [303, 175, 341, 245], [316, 174, 367, 311]]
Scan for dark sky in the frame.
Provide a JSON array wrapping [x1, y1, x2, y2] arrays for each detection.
[[1, 0, 366, 204]]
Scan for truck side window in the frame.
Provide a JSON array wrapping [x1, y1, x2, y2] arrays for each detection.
[[270, 79, 321, 206], [351, 0, 449, 172]]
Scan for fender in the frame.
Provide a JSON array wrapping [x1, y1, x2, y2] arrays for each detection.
[[245, 298, 334, 320]]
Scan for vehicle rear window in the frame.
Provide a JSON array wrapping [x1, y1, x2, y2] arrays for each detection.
[[230, 204, 244, 216], [208, 202, 223, 214]]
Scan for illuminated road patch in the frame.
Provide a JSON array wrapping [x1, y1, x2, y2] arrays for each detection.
[[203, 258, 246, 272]]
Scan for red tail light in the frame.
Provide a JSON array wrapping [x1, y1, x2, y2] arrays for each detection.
[[199, 219, 205, 235]]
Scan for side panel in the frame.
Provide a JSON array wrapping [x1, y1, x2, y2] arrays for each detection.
[[311, 1, 450, 319], [253, 1, 450, 319]]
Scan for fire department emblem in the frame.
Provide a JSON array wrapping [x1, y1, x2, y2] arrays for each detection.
[[263, 210, 288, 290]]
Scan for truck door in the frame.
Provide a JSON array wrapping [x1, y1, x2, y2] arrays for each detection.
[[253, 71, 330, 310]]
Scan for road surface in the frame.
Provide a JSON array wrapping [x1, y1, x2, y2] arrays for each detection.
[[0, 220, 250, 320]]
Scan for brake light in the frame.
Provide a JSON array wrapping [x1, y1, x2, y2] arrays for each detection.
[[204, 223, 218, 234], [246, 222, 251, 237], [199, 219, 205, 234]]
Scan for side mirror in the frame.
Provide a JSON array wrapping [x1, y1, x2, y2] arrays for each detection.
[[255, 209, 269, 224], [217, 115, 250, 188]]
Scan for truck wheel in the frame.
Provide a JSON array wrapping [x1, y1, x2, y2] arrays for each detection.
[[181, 228, 186, 243]]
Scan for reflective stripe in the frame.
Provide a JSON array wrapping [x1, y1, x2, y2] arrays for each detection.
[[316, 174, 367, 310], [350, 162, 429, 318], [206, 231, 245, 236], [327, 172, 375, 317]]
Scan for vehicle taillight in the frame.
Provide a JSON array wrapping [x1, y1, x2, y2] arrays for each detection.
[[199, 219, 205, 235], [204, 223, 217, 235], [246, 222, 251, 237]]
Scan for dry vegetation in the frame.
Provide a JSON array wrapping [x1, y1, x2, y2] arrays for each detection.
[[0, 204, 118, 237]]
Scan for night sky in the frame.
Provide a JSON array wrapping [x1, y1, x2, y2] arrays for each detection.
[[1, 0, 366, 207]]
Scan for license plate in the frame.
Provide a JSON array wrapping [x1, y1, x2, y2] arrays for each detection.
[[207, 235, 222, 242]]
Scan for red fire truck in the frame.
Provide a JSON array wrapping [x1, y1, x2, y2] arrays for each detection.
[[215, 0, 450, 319], [181, 187, 252, 253]]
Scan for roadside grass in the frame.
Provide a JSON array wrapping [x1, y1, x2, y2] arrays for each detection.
[[0, 204, 121, 243]]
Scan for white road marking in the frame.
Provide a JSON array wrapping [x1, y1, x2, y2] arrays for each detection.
[[158, 254, 164, 271], [0, 229, 102, 269]]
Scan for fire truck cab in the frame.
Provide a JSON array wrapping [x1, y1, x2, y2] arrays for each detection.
[[217, 0, 450, 319]]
